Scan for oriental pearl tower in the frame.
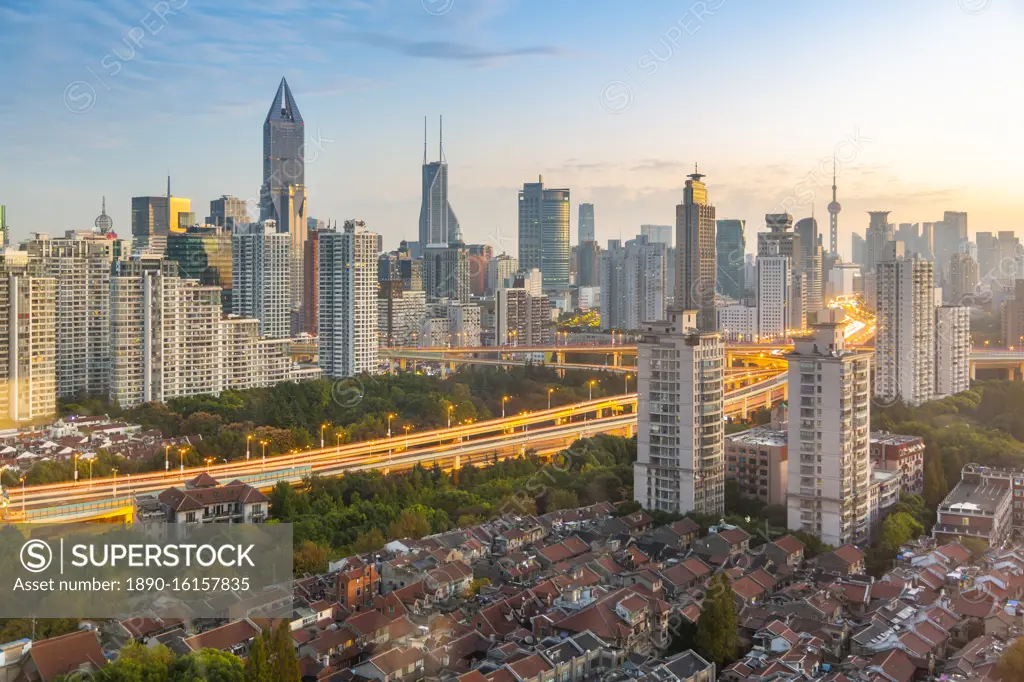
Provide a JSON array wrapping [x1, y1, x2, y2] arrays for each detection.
[[827, 157, 841, 255]]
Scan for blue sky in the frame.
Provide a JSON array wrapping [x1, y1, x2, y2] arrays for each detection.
[[1, 0, 1021, 258]]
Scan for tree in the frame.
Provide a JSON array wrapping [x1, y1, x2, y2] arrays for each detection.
[[243, 634, 270, 682], [923, 454, 949, 509], [960, 536, 989, 559], [878, 512, 925, 553], [997, 636, 1024, 680], [694, 573, 738, 667], [387, 508, 432, 539], [271, 621, 301, 682], [173, 649, 244, 682], [469, 578, 491, 595], [548, 489, 579, 511], [294, 540, 330, 575], [101, 642, 175, 682]]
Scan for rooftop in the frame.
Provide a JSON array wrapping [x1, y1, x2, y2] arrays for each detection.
[[870, 432, 923, 446], [940, 476, 1011, 515], [726, 425, 787, 448]]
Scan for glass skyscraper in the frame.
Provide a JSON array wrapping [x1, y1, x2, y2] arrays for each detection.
[[715, 219, 746, 300], [419, 117, 461, 247], [518, 176, 570, 292], [676, 170, 716, 331], [578, 203, 595, 243], [166, 226, 234, 313]]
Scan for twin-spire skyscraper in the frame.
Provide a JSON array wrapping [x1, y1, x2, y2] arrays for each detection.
[[419, 116, 462, 247]]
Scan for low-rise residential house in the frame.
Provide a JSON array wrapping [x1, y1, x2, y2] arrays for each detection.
[[336, 560, 381, 611], [183, 619, 261, 657], [817, 545, 866, 576], [24, 630, 107, 682], [353, 646, 426, 682], [765, 535, 806, 569], [649, 518, 700, 550]]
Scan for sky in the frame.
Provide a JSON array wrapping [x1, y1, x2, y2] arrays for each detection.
[[1, 0, 1022, 260]]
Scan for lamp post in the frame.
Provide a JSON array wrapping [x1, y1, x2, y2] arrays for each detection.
[[112, 468, 118, 498], [20, 476, 26, 518], [624, 373, 631, 394], [179, 448, 186, 474], [205, 457, 213, 471], [335, 430, 343, 454], [447, 404, 454, 429], [404, 425, 412, 449], [320, 423, 328, 449], [246, 434, 253, 461], [502, 396, 509, 419], [387, 414, 395, 439], [547, 388, 553, 410], [164, 444, 170, 473], [261, 441, 268, 470], [73, 453, 79, 483], [588, 380, 595, 401], [88, 458, 93, 488], [127, 473, 132, 497]]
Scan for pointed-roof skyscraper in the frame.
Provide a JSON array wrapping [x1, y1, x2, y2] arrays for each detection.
[[419, 116, 462, 247], [260, 77, 307, 331]]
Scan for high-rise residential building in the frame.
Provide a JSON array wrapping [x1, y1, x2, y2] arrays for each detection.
[[875, 242, 935, 407], [794, 217, 823, 313], [600, 240, 628, 330], [827, 262, 860, 299], [319, 220, 379, 378], [865, 211, 894, 273], [920, 222, 934, 260], [947, 252, 979, 304], [935, 305, 970, 398], [378, 282, 426, 348], [207, 195, 250, 229], [933, 211, 968, 281], [827, 160, 841, 255], [715, 219, 746, 301], [518, 176, 570, 293], [495, 287, 550, 347], [717, 303, 757, 341], [166, 226, 233, 313], [634, 308, 724, 515], [0, 252, 56, 423], [259, 78, 307, 326], [419, 117, 462, 247], [425, 300, 481, 348], [600, 236, 666, 331], [976, 231, 996, 279], [675, 170, 717, 331], [756, 245, 791, 340], [109, 258, 311, 408], [578, 203, 595, 243], [666, 247, 677, 303], [790, 270, 807, 332], [996, 231, 1021, 283], [0, 205, 8, 247], [578, 241, 600, 288], [786, 323, 872, 546], [486, 253, 518, 295], [1003, 280, 1024, 348], [467, 244, 492, 297], [423, 242, 470, 303], [851, 233, 866, 268], [232, 221, 291, 339], [24, 231, 124, 398], [640, 224, 673, 246], [302, 226, 322, 335]]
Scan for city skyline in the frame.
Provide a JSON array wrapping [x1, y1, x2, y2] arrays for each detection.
[[2, 1, 1021, 256]]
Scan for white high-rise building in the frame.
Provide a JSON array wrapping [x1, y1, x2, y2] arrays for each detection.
[[486, 254, 518, 295], [600, 236, 666, 331], [756, 247, 791, 340], [109, 258, 310, 408], [786, 323, 873, 546], [24, 231, 123, 398], [0, 252, 56, 423], [319, 220, 379, 377], [378, 285, 427, 348], [935, 305, 970, 398], [875, 242, 935, 407], [634, 309, 724, 515], [496, 287, 549, 347], [232, 221, 291, 339]]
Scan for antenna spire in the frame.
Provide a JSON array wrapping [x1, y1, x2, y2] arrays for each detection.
[[439, 115, 444, 163], [423, 116, 427, 165]]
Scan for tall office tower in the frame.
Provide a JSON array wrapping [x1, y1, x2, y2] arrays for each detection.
[[518, 176, 570, 293], [166, 226, 233, 312], [467, 244, 492, 297], [260, 78, 308, 327], [935, 305, 970, 398], [636, 236, 667, 325], [933, 211, 968, 280], [851, 233, 866, 268], [419, 117, 462, 247], [920, 222, 934, 260], [577, 240, 600, 288], [790, 270, 807, 332], [302, 226, 322, 334], [207, 195, 250, 229], [486, 253, 518, 295], [378, 282, 427, 348], [947, 252, 980, 304], [634, 308, 724, 515], [895, 223, 921, 255], [976, 232, 996, 278], [758, 214, 799, 264], [786, 323, 872, 546], [0, 252, 56, 423], [675, 170, 717, 331], [864, 211, 895, 274], [232, 221, 291, 339], [715, 219, 746, 300], [109, 258, 308, 408], [640, 224, 673, 246], [131, 185, 191, 253], [496, 287, 550, 346], [0, 205, 8, 247], [875, 242, 936, 407], [827, 160, 841, 255], [600, 240, 627, 330], [828, 262, 860, 298], [665, 247, 677, 303], [1002, 280, 1024, 347], [423, 242, 470, 303], [578, 203, 595, 243], [319, 220, 379, 378], [755, 245, 791, 339], [996, 231, 1021, 282], [794, 217, 823, 313], [24, 231, 123, 398]]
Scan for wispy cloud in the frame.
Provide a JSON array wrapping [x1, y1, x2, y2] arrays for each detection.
[[346, 32, 565, 66]]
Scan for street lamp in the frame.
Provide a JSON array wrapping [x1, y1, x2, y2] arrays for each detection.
[[387, 413, 395, 438], [502, 396, 509, 419], [246, 434, 253, 461], [179, 448, 186, 474], [20, 476, 26, 518], [548, 388, 554, 410], [164, 444, 170, 473], [320, 423, 329, 449], [73, 453, 79, 483], [447, 404, 454, 429], [404, 424, 412, 449], [260, 440, 268, 470], [127, 473, 132, 497], [88, 458, 93, 488], [624, 373, 631, 394], [588, 380, 596, 401], [205, 457, 213, 471], [112, 468, 118, 498]]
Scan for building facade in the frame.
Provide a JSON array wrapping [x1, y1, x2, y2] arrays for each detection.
[[870, 432, 925, 495], [319, 221, 380, 378], [423, 243, 470, 303], [935, 305, 970, 398], [486, 254, 518, 295], [786, 323, 873, 547], [518, 177, 570, 293], [756, 248, 791, 340], [232, 221, 291, 339], [207, 195, 250, 229], [675, 173, 716, 331], [0, 253, 56, 424], [166, 226, 233, 313], [496, 287, 550, 347], [724, 423, 788, 506], [634, 309, 725, 516], [419, 118, 462, 247], [378, 283, 426, 348], [715, 219, 746, 301], [578, 203, 595, 243]]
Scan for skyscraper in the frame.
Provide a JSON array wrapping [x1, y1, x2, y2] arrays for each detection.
[[207, 195, 250, 229], [947, 252, 979, 304], [167, 226, 233, 312], [303, 227, 322, 334], [715, 219, 746, 300], [640, 224, 673, 245], [599, 236, 666, 330], [675, 169, 717, 331], [851, 233, 866, 267], [319, 220, 379, 378], [518, 176, 570, 292], [0, 252, 56, 423], [260, 78, 307, 327], [419, 117, 462, 247], [578, 203, 595, 243], [423, 242, 470, 303], [935, 305, 970, 398], [131, 182, 191, 253], [794, 217, 823, 313], [786, 323, 872, 546], [232, 221, 291, 339], [0, 205, 9, 247], [755, 244, 791, 340], [827, 159, 841, 256], [865, 211, 895, 273], [634, 309, 725, 515], [933, 211, 968, 280], [875, 242, 935, 407]]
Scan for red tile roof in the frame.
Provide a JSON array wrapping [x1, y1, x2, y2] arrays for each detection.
[[833, 544, 865, 566], [774, 534, 806, 555], [732, 576, 766, 601], [184, 619, 260, 652], [30, 630, 107, 682]]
